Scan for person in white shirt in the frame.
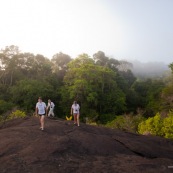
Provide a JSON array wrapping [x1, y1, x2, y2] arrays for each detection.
[[71, 101, 80, 126], [36, 97, 46, 130], [47, 99, 55, 117]]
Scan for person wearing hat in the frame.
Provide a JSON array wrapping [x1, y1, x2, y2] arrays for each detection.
[[36, 97, 46, 130]]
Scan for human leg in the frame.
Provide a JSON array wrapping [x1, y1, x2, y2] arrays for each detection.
[[49, 109, 54, 117], [39, 116, 41, 127], [73, 114, 77, 124], [52, 109, 55, 117], [77, 113, 80, 126], [48, 110, 51, 117], [40, 115, 45, 130]]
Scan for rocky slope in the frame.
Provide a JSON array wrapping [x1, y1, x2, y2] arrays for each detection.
[[0, 117, 173, 173]]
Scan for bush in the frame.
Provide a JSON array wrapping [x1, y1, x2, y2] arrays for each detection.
[[83, 109, 99, 124], [106, 115, 125, 130], [106, 114, 145, 133], [98, 113, 116, 124], [0, 100, 14, 114], [124, 114, 145, 133], [138, 111, 173, 139], [138, 113, 163, 136], [0, 115, 3, 122], [8, 110, 26, 120], [162, 111, 173, 139]]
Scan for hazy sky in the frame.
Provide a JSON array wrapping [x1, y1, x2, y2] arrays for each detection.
[[0, 0, 173, 63]]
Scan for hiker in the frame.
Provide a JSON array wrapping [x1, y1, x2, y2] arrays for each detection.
[[36, 97, 46, 130], [71, 101, 80, 126], [47, 99, 55, 117]]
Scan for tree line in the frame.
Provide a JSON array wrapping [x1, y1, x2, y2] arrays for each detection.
[[0, 45, 173, 124]]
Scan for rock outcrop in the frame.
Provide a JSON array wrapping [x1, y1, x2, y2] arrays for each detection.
[[0, 117, 173, 173]]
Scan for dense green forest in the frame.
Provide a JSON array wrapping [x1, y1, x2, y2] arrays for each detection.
[[1, 45, 173, 138]]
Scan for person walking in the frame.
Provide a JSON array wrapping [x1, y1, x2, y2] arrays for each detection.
[[71, 101, 80, 126], [47, 99, 55, 117], [36, 97, 46, 130]]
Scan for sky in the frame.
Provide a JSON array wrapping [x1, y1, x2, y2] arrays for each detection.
[[0, 0, 173, 64]]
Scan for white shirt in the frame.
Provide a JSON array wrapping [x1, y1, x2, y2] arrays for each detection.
[[36, 102, 46, 115], [48, 102, 55, 109], [71, 104, 80, 114]]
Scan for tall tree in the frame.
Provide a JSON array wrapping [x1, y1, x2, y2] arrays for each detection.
[[93, 51, 109, 66], [61, 54, 126, 120], [117, 60, 133, 72], [51, 52, 71, 72], [10, 79, 54, 111], [0, 45, 20, 85], [51, 52, 71, 82]]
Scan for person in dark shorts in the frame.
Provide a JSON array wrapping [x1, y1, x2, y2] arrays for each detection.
[[36, 97, 46, 130]]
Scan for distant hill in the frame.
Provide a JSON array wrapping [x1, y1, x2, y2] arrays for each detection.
[[129, 60, 171, 78], [0, 117, 173, 173]]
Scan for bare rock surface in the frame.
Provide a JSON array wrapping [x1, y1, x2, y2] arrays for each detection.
[[0, 117, 173, 173]]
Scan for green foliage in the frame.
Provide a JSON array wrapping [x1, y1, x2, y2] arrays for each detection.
[[85, 110, 101, 126], [98, 114, 116, 124], [10, 79, 54, 111], [8, 110, 26, 120], [0, 109, 26, 124], [138, 113, 163, 136], [169, 63, 173, 74], [51, 52, 71, 70], [106, 115, 125, 130], [138, 111, 173, 139], [161, 83, 173, 111], [0, 84, 11, 100], [131, 79, 165, 116], [161, 111, 173, 139], [0, 45, 172, 124], [0, 100, 14, 114], [106, 114, 145, 133], [0, 115, 3, 122], [61, 54, 126, 118], [93, 51, 109, 66], [145, 80, 165, 115]]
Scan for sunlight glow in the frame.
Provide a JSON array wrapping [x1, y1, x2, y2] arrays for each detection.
[[1, 0, 173, 63], [0, 0, 122, 58]]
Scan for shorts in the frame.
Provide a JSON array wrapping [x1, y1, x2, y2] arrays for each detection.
[[39, 114, 45, 116], [73, 112, 79, 115]]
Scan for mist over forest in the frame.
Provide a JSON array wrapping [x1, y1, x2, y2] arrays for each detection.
[[129, 60, 170, 78]]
